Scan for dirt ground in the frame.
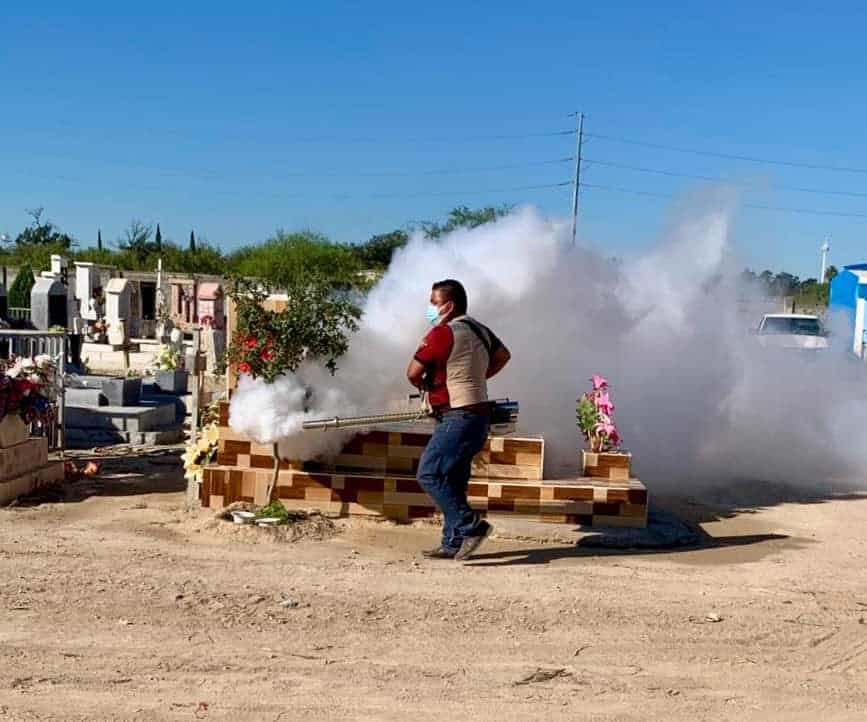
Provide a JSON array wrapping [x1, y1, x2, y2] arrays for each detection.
[[1, 449, 866, 721]]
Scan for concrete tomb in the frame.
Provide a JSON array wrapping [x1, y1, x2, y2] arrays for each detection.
[[30, 277, 68, 330]]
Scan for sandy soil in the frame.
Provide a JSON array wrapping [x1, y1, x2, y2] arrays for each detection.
[[1, 450, 866, 721]]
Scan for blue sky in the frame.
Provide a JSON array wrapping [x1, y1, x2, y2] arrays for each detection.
[[1, 1, 866, 278]]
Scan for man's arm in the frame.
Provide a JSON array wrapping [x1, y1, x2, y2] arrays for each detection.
[[406, 358, 426, 389], [486, 345, 511, 379]]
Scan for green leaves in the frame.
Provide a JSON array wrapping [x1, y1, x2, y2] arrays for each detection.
[[227, 277, 361, 383], [576, 395, 599, 436], [8, 264, 35, 309]]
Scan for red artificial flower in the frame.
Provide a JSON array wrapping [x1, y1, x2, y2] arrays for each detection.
[[245, 336, 257, 349], [238, 362, 251, 374], [260, 348, 275, 362]]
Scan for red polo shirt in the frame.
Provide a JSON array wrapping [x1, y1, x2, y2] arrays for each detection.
[[414, 325, 453, 410]]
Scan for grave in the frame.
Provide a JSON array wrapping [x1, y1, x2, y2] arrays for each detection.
[[64, 373, 186, 448], [201, 402, 648, 528], [74, 262, 97, 320], [30, 277, 68, 330], [105, 278, 131, 347], [0, 415, 64, 506]]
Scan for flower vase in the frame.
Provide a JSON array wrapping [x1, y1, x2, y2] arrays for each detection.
[[581, 449, 632, 481]]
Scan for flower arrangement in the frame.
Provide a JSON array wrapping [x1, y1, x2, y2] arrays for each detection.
[[152, 343, 183, 371], [182, 423, 219, 484], [0, 354, 58, 426], [576, 374, 621, 453]]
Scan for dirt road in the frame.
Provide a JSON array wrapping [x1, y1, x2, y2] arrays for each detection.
[[1, 452, 866, 721]]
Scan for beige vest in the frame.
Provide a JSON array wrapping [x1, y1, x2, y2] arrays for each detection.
[[445, 315, 493, 408]]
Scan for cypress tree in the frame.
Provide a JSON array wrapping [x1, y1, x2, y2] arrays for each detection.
[[189, 230, 196, 252], [9, 264, 35, 309], [97, 228, 103, 251], [155, 224, 163, 251]]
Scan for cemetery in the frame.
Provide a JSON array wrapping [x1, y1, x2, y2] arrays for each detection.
[[0, 253, 229, 501]]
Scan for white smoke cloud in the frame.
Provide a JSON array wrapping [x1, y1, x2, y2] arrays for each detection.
[[229, 373, 355, 461], [233, 201, 867, 490]]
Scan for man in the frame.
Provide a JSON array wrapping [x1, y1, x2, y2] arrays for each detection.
[[407, 279, 511, 561]]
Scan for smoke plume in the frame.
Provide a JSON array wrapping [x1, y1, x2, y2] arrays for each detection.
[[234, 202, 867, 490]]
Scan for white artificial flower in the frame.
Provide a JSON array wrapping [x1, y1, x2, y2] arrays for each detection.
[[34, 355, 52, 370]]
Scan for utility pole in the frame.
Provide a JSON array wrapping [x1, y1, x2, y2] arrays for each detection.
[[820, 236, 830, 282], [570, 112, 585, 246]]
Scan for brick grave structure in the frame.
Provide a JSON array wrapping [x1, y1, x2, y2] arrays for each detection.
[[201, 402, 648, 528], [0, 416, 65, 506]]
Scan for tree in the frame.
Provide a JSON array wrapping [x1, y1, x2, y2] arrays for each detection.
[[9, 264, 35, 309], [97, 229, 103, 251], [229, 230, 363, 291], [421, 205, 512, 239], [351, 230, 408, 269], [118, 220, 156, 265], [155, 224, 163, 251], [14, 207, 74, 249], [771, 272, 799, 297], [825, 265, 839, 283], [189, 230, 196, 253]]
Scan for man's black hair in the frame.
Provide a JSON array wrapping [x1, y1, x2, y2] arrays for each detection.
[[432, 279, 468, 315]]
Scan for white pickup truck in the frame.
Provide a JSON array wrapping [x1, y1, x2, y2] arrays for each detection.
[[756, 313, 829, 350]]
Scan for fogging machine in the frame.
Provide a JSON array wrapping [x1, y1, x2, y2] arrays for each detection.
[[302, 397, 519, 435]]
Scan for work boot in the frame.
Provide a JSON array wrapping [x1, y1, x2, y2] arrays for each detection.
[[422, 545, 457, 559], [454, 521, 493, 561]]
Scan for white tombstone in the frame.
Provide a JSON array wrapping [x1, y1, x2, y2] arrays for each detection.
[[50, 254, 67, 278], [106, 278, 131, 322], [105, 278, 131, 346], [75, 263, 97, 320]]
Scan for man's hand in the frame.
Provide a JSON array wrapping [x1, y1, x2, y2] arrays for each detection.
[[487, 345, 511, 379], [407, 358, 427, 389]]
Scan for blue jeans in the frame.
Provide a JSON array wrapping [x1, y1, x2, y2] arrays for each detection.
[[417, 409, 490, 552]]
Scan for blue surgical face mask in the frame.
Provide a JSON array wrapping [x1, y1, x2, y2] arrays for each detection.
[[426, 303, 441, 326]]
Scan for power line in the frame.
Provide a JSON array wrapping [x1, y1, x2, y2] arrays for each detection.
[[582, 182, 867, 219], [335, 157, 573, 178], [4, 162, 571, 202], [584, 158, 867, 198], [584, 132, 867, 175], [3, 155, 573, 189], [339, 181, 572, 200], [11, 121, 575, 146]]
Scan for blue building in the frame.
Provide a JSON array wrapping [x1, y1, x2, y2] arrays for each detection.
[[829, 263, 867, 356]]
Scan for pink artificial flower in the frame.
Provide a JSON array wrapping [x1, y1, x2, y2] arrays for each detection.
[[594, 391, 614, 416], [594, 421, 620, 449], [591, 374, 608, 390]]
